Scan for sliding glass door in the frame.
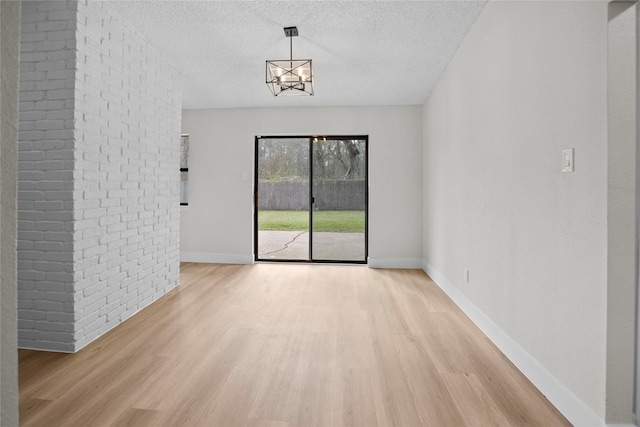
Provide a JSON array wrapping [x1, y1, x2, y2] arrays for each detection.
[[311, 138, 367, 261], [255, 135, 368, 263], [255, 137, 310, 261]]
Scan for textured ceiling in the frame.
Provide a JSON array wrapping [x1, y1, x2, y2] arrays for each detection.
[[108, 1, 487, 109]]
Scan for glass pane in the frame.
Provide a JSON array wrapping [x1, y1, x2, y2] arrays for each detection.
[[180, 171, 188, 204], [256, 138, 309, 260], [311, 138, 366, 261], [180, 135, 189, 169]]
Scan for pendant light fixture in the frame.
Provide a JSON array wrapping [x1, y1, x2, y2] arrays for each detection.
[[266, 26, 314, 96]]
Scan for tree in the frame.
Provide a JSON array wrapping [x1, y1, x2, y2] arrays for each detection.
[[258, 138, 365, 181], [343, 140, 360, 178]]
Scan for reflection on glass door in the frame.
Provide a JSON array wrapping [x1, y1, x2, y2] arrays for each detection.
[[254, 135, 368, 263]]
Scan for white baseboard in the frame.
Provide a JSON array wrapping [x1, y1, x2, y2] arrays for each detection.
[[422, 260, 604, 427], [180, 252, 253, 265], [367, 257, 423, 269]]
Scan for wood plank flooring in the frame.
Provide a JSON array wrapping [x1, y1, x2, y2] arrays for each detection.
[[19, 263, 570, 426]]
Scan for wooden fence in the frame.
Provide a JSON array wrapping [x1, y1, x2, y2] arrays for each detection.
[[258, 179, 365, 211]]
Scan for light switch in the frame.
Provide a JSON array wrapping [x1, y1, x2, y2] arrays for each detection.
[[241, 171, 248, 180], [562, 148, 574, 173]]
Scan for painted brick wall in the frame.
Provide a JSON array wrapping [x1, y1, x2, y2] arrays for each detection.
[[18, 0, 181, 352], [18, 0, 77, 352], [73, 0, 181, 350], [1, 1, 23, 421]]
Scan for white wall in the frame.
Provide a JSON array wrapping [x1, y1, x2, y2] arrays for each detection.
[[422, 1, 615, 424], [0, 1, 21, 424], [181, 106, 422, 267], [606, 2, 637, 423]]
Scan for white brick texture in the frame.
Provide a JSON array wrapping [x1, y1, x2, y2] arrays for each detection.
[[18, 0, 77, 352], [18, 0, 181, 352]]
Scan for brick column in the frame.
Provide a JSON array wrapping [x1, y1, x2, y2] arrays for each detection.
[[18, 0, 181, 352]]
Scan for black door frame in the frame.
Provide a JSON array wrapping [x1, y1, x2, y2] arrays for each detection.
[[254, 135, 369, 264]]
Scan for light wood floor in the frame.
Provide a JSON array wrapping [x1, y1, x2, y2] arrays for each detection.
[[20, 263, 570, 426]]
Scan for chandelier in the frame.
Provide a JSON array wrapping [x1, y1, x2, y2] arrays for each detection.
[[266, 26, 314, 96]]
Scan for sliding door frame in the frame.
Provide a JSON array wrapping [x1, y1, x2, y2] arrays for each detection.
[[254, 135, 369, 264]]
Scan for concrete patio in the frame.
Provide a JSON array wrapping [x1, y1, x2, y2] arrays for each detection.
[[257, 230, 365, 261]]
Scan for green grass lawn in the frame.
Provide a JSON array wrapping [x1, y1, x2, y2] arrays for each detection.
[[258, 210, 365, 233]]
